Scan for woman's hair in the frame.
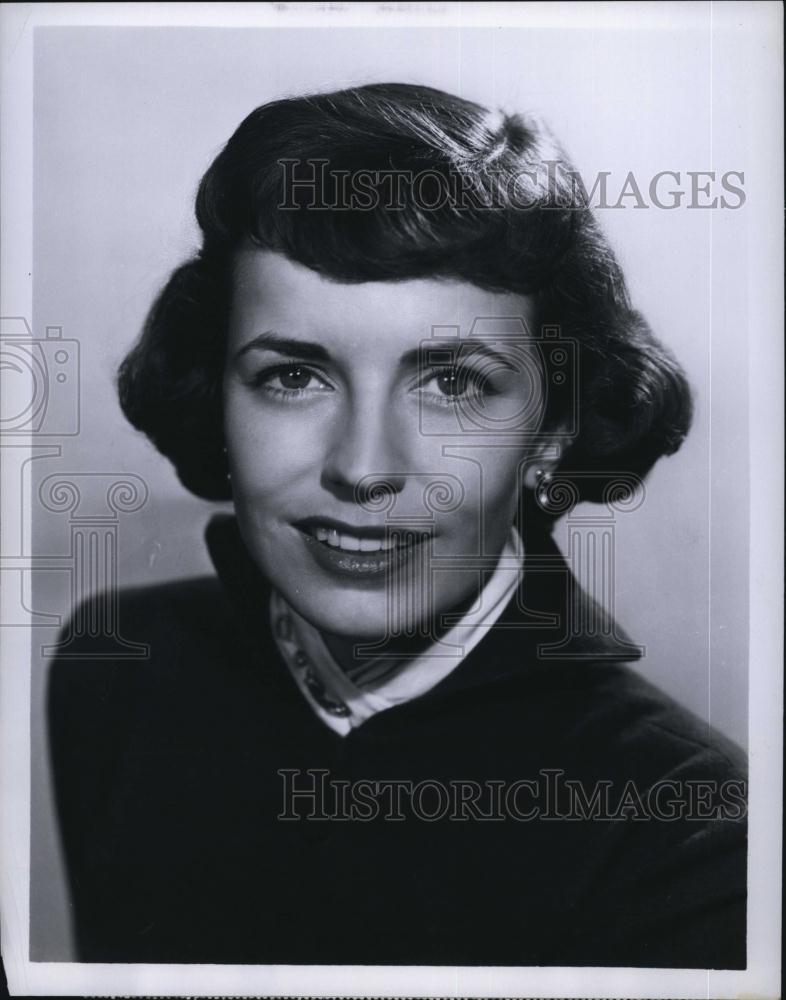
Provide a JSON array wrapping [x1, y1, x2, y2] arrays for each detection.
[[118, 82, 692, 510]]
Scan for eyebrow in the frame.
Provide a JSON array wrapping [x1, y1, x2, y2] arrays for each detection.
[[403, 340, 521, 370], [233, 331, 522, 370], [233, 332, 330, 363]]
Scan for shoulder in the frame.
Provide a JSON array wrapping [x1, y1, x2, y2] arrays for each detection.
[[582, 660, 747, 781], [55, 575, 236, 651], [561, 664, 748, 967], [46, 573, 278, 788], [46, 575, 255, 716], [116, 574, 232, 629], [447, 642, 748, 781], [440, 651, 748, 793]]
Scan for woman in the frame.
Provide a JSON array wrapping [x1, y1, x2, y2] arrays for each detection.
[[48, 83, 747, 968]]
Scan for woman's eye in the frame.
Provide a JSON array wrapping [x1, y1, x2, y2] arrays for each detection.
[[252, 364, 332, 399], [433, 368, 468, 396], [421, 365, 487, 405], [275, 365, 315, 390]]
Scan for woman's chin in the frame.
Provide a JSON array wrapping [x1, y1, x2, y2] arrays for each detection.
[[286, 591, 436, 643]]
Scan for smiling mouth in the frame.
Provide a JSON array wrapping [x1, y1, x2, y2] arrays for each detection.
[[293, 519, 429, 555], [306, 526, 402, 553]]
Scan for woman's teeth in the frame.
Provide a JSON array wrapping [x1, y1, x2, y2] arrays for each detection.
[[312, 527, 398, 552]]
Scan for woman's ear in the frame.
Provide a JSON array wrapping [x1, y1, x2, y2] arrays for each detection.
[[521, 429, 566, 490]]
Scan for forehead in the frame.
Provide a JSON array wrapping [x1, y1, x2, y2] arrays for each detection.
[[229, 248, 536, 348]]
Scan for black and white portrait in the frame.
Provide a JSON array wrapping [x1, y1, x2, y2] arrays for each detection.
[[0, 3, 781, 998]]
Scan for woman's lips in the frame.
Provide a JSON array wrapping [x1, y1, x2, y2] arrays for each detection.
[[292, 519, 431, 578]]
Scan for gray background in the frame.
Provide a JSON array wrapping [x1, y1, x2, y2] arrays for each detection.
[[30, 24, 749, 958]]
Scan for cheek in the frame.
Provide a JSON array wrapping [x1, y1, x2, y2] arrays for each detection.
[[428, 447, 524, 548], [475, 448, 528, 523], [223, 395, 326, 501]]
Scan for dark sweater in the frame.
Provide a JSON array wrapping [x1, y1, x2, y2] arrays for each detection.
[[47, 516, 747, 967]]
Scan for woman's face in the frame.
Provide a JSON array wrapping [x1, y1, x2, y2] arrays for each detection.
[[224, 248, 552, 640]]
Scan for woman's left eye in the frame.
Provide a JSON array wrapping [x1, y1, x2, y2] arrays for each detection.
[[419, 365, 489, 406]]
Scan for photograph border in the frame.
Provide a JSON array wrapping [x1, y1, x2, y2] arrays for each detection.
[[1, 2, 782, 997]]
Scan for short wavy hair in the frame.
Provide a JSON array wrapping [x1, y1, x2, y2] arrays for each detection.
[[118, 82, 692, 509]]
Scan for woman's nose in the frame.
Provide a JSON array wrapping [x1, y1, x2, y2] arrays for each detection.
[[321, 402, 407, 500]]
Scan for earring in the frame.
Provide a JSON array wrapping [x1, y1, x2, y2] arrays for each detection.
[[534, 468, 553, 508], [222, 445, 231, 482]]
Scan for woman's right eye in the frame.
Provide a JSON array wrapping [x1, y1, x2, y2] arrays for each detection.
[[249, 363, 333, 399]]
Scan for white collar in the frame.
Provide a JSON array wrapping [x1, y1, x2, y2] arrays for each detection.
[[270, 527, 525, 736]]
